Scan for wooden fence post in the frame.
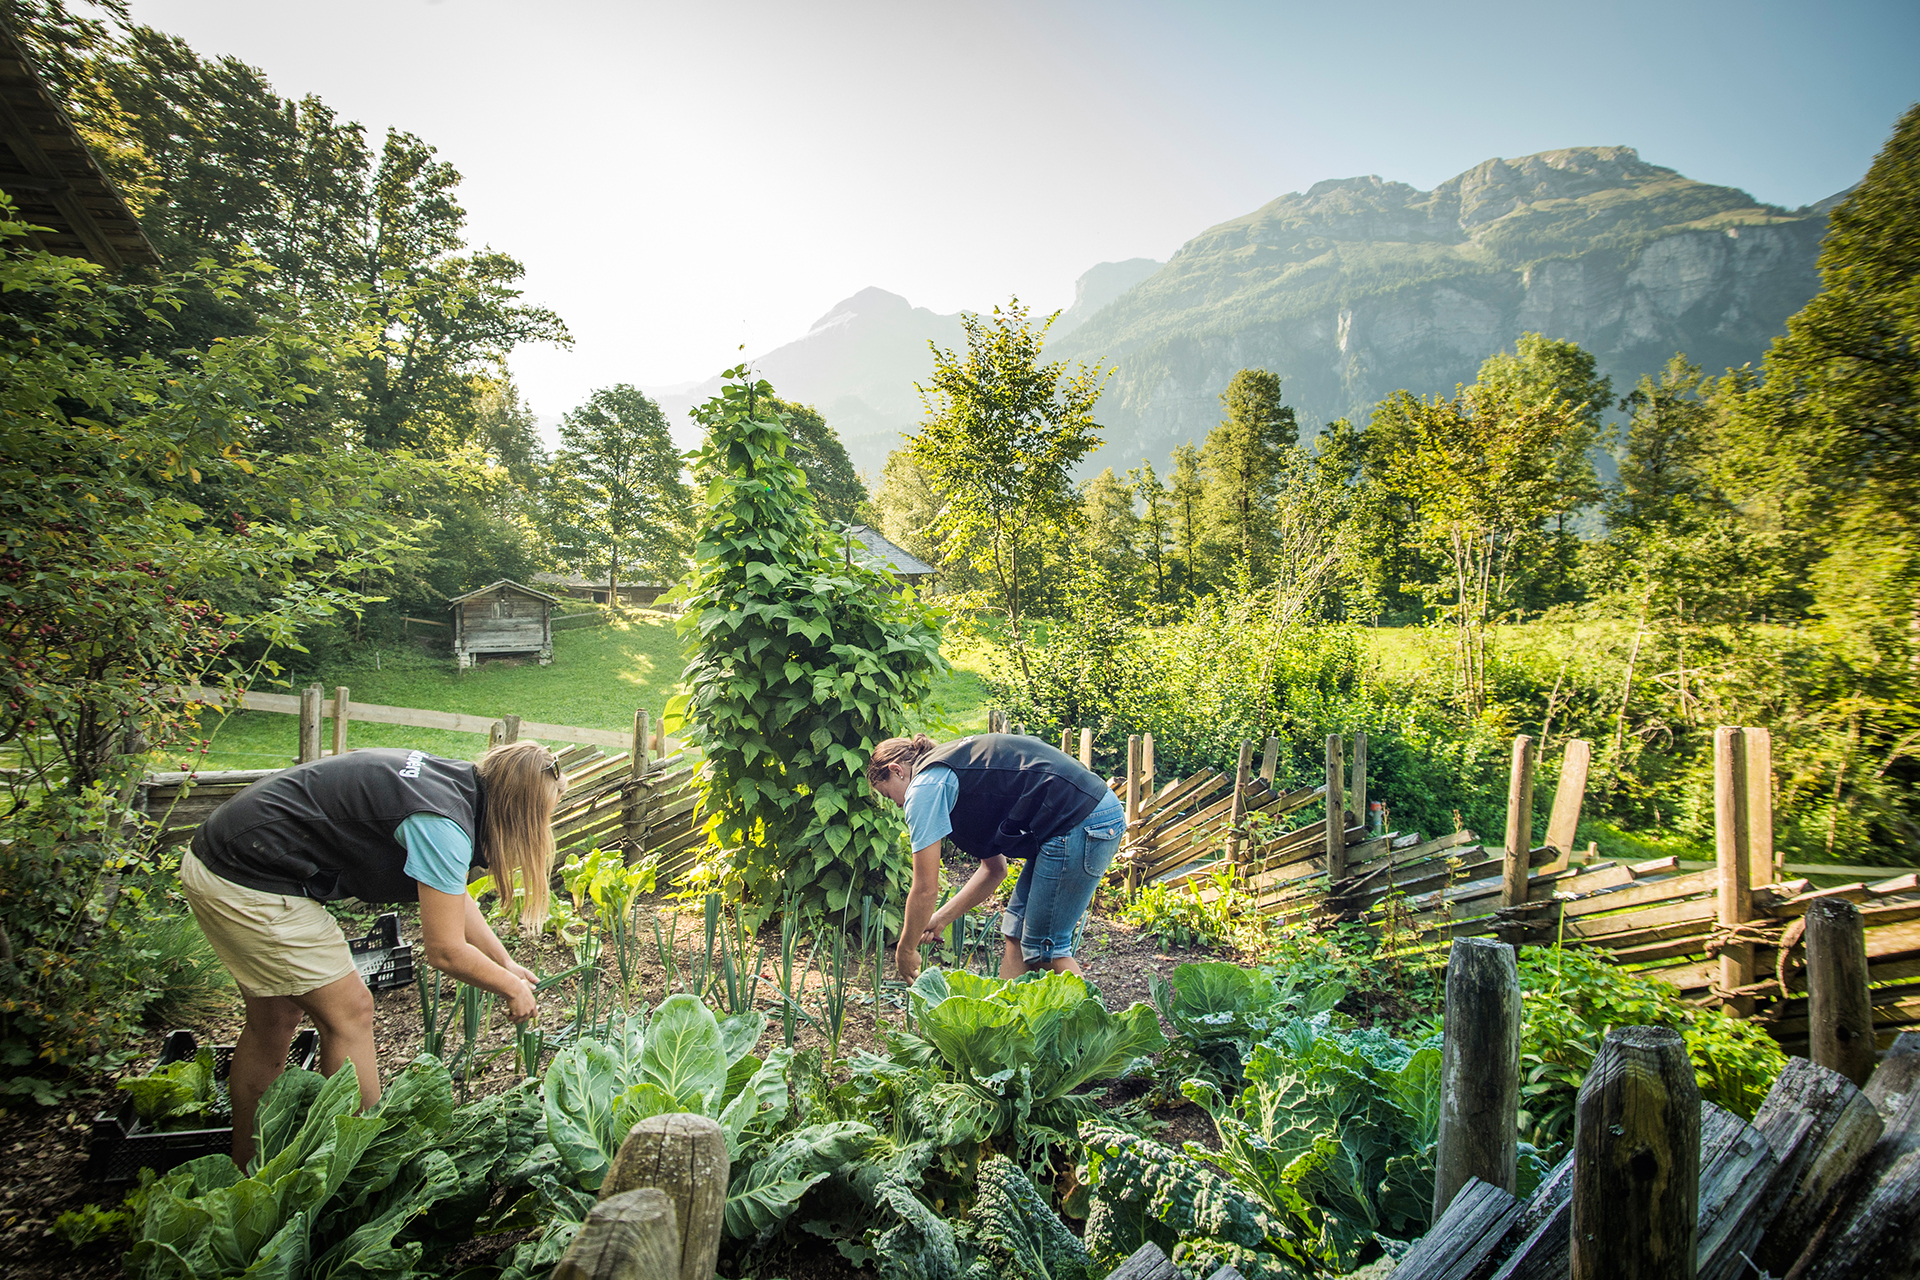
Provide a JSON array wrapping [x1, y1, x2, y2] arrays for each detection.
[[1571, 1025, 1701, 1280], [1714, 727, 1754, 1012], [488, 720, 505, 749], [298, 685, 323, 763], [1545, 739, 1591, 854], [502, 713, 521, 745], [1125, 734, 1142, 826], [1351, 731, 1367, 831], [632, 710, 650, 782], [1502, 735, 1535, 908], [553, 1187, 681, 1280], [1744, 726, 1775, 885], [1325, 735, 1345, 881], [1806, 897, 1875, 1087], [1227, 741, 1253, 872], [1061, 727, 1074, 756], [1142, 733, 1155, 793], [1079, 727, 1094, 769], [1434, 937, 1520, 1218], [601, 1113, 728, 1280], [1259, 735, 1280, 785], [331, 686, 349, 757]]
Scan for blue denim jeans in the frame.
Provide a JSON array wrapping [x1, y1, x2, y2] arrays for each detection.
[[1001, 805, 1126, 962]]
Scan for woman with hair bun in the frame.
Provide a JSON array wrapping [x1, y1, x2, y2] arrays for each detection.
[[867, 731, 1125, 981], [180, 740, 566, 1163]]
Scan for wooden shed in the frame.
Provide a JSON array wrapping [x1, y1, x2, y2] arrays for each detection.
[[446, 580, 557, 669]]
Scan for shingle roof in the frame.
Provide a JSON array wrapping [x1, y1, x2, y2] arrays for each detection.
[[843, 526, 934, 577]]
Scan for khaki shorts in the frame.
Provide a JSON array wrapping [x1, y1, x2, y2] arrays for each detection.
[[180, 850, 359, 998]]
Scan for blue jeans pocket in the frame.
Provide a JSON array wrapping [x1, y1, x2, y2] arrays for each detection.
[[1082, 825, 1122, 878]]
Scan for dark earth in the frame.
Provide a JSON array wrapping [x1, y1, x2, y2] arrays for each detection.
[[0, 857, 1235, 1280]]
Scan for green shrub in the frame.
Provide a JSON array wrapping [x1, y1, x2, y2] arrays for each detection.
[[1516, 945, 1786, 1156], [1121, 866, 1269, 953]]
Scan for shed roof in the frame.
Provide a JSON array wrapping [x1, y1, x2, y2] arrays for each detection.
[[444, 579, 560, 607], [0, 20, 157, 268], [844, 526, 935, 577]]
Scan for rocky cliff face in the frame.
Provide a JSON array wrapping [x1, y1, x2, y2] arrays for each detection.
[[1056, 147, 1835, 467]]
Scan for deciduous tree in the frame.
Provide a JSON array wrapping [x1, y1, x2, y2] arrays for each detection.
[[550, 386, 690, 606]]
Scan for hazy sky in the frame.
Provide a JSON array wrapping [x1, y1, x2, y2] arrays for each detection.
[[124, 0, 1919, 420]]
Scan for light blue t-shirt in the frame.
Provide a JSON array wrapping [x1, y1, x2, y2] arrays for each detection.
[[903, 764, 960, 852], [400, 812, 474, 896], [903, 765, 1127, 853]]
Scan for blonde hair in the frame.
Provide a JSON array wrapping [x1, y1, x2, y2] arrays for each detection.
[[475, 741, 566, 931], [867, 734, 938, 787]]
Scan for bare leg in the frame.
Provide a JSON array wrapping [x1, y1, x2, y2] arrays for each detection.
[[228, 994, 304, 1167], [289, 972, 380, 1112], [1000, 938, 1026, 980], [1043, 955, 1084, 976]]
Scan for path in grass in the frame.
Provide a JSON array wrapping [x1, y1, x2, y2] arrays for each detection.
[[172, 614, 995, 771]]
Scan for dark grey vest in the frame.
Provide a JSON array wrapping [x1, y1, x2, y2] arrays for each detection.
[[920, 734, 1108, 862], [191, 749, 485, 903]]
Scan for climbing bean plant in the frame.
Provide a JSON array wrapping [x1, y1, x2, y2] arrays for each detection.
[[668, 368, 946, 928]]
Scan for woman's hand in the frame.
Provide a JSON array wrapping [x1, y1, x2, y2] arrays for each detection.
[[506, 960, 539, 989], [894, 942, 920, 983], [504, 978, 537, 1023]]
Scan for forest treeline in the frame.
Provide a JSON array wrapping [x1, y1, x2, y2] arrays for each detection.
[[875, 106, 1919, 867]]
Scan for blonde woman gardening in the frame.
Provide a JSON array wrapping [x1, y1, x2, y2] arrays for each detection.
[[867, 733, 1125, 982], [180, 741, 565, 1163]]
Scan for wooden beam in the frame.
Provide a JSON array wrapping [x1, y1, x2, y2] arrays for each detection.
[[1545, 739, 1590, 853], [1744, 726, 1776, 888], [1806, 897, 1876, 1087], [331, 686, 349, 757], [1434, 937, 1520, 1218], [1715, 727, 1754, 1012], [1325, 735, 1345, 882]]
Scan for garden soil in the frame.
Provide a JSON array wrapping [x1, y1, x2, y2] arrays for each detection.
[[0, 870, 1233, 1280]]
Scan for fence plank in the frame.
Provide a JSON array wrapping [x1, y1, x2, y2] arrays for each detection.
[[1545, 740, 1590, 854], [1570, 1026, 1700, 1280]]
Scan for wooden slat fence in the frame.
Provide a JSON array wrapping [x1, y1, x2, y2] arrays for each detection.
[[139, 705, 710, 887], [1064, 718, 1920, 1052]]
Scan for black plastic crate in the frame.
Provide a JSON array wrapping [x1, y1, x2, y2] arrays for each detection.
[[87, 1027, 320, 1184], [350, 911, 415, 991]]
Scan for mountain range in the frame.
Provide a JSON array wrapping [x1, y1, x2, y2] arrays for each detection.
[[652, 146, 1843, 480]]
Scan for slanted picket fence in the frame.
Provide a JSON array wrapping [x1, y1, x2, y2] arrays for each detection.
[[995, 710, 1920, 1052]]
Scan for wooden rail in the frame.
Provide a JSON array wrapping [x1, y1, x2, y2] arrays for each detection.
[[175, 684, 654, 751]]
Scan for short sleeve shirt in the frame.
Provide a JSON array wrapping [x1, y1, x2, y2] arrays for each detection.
[[902, 764, 959, 852], [400, 812, 474, 896]]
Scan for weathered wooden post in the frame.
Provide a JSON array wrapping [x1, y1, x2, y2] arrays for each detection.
[[1351, 731, 1367, 831], [1743, 726, 1775, 885], [1865, 1031, 1920, 1118], [1142, 733, 1155, 792], [1226, 740, 1253, 872], [1545, 738, 1591, 855], [1805, 897, 1875, 1087], [632, 710, 650, 781], [601, 1113, 728, 1280], [553, 1187, 681, 1280], [331, 686, 350, 757], [1434, 937, 1520, 1219], [1750, 1057, 1885, 1275], [1060, 727, 1073, 755], [1502, 735, 1536, 908], [298, 684, 323, 763], [1713, 727, 1754, 1012], [1258, 735, 1280, 785], [1324, 734, 1345, 881], [488, 720, 505, 749], [502, 713, 522, 745], [1079, 727, 1094, 769], [1125, 734, 1142, 826], [1570, 1026, 1701, 1280], [651, 713, 666, 755]]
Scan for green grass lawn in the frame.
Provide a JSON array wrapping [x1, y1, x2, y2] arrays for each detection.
[[170, 613, 994, 771]]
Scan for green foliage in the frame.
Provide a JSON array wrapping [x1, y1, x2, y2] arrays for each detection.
[[766, 398, 868, 527], [856, 968, 1167, 1180], [118, 1046, 222, 1128], [1123, 867, 1273, 955], [1149, 961, 1345, 1095], [1201, 368, 1299, 575], [907, 298, 1108, 671], [1516, 945, 1785, 1155], [127, 1056, 552, 1280], [673, 368, 947, 925], [548, 384, 692, 594]]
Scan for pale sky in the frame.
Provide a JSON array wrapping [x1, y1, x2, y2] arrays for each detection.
[[123, 0, 1919, 422]]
